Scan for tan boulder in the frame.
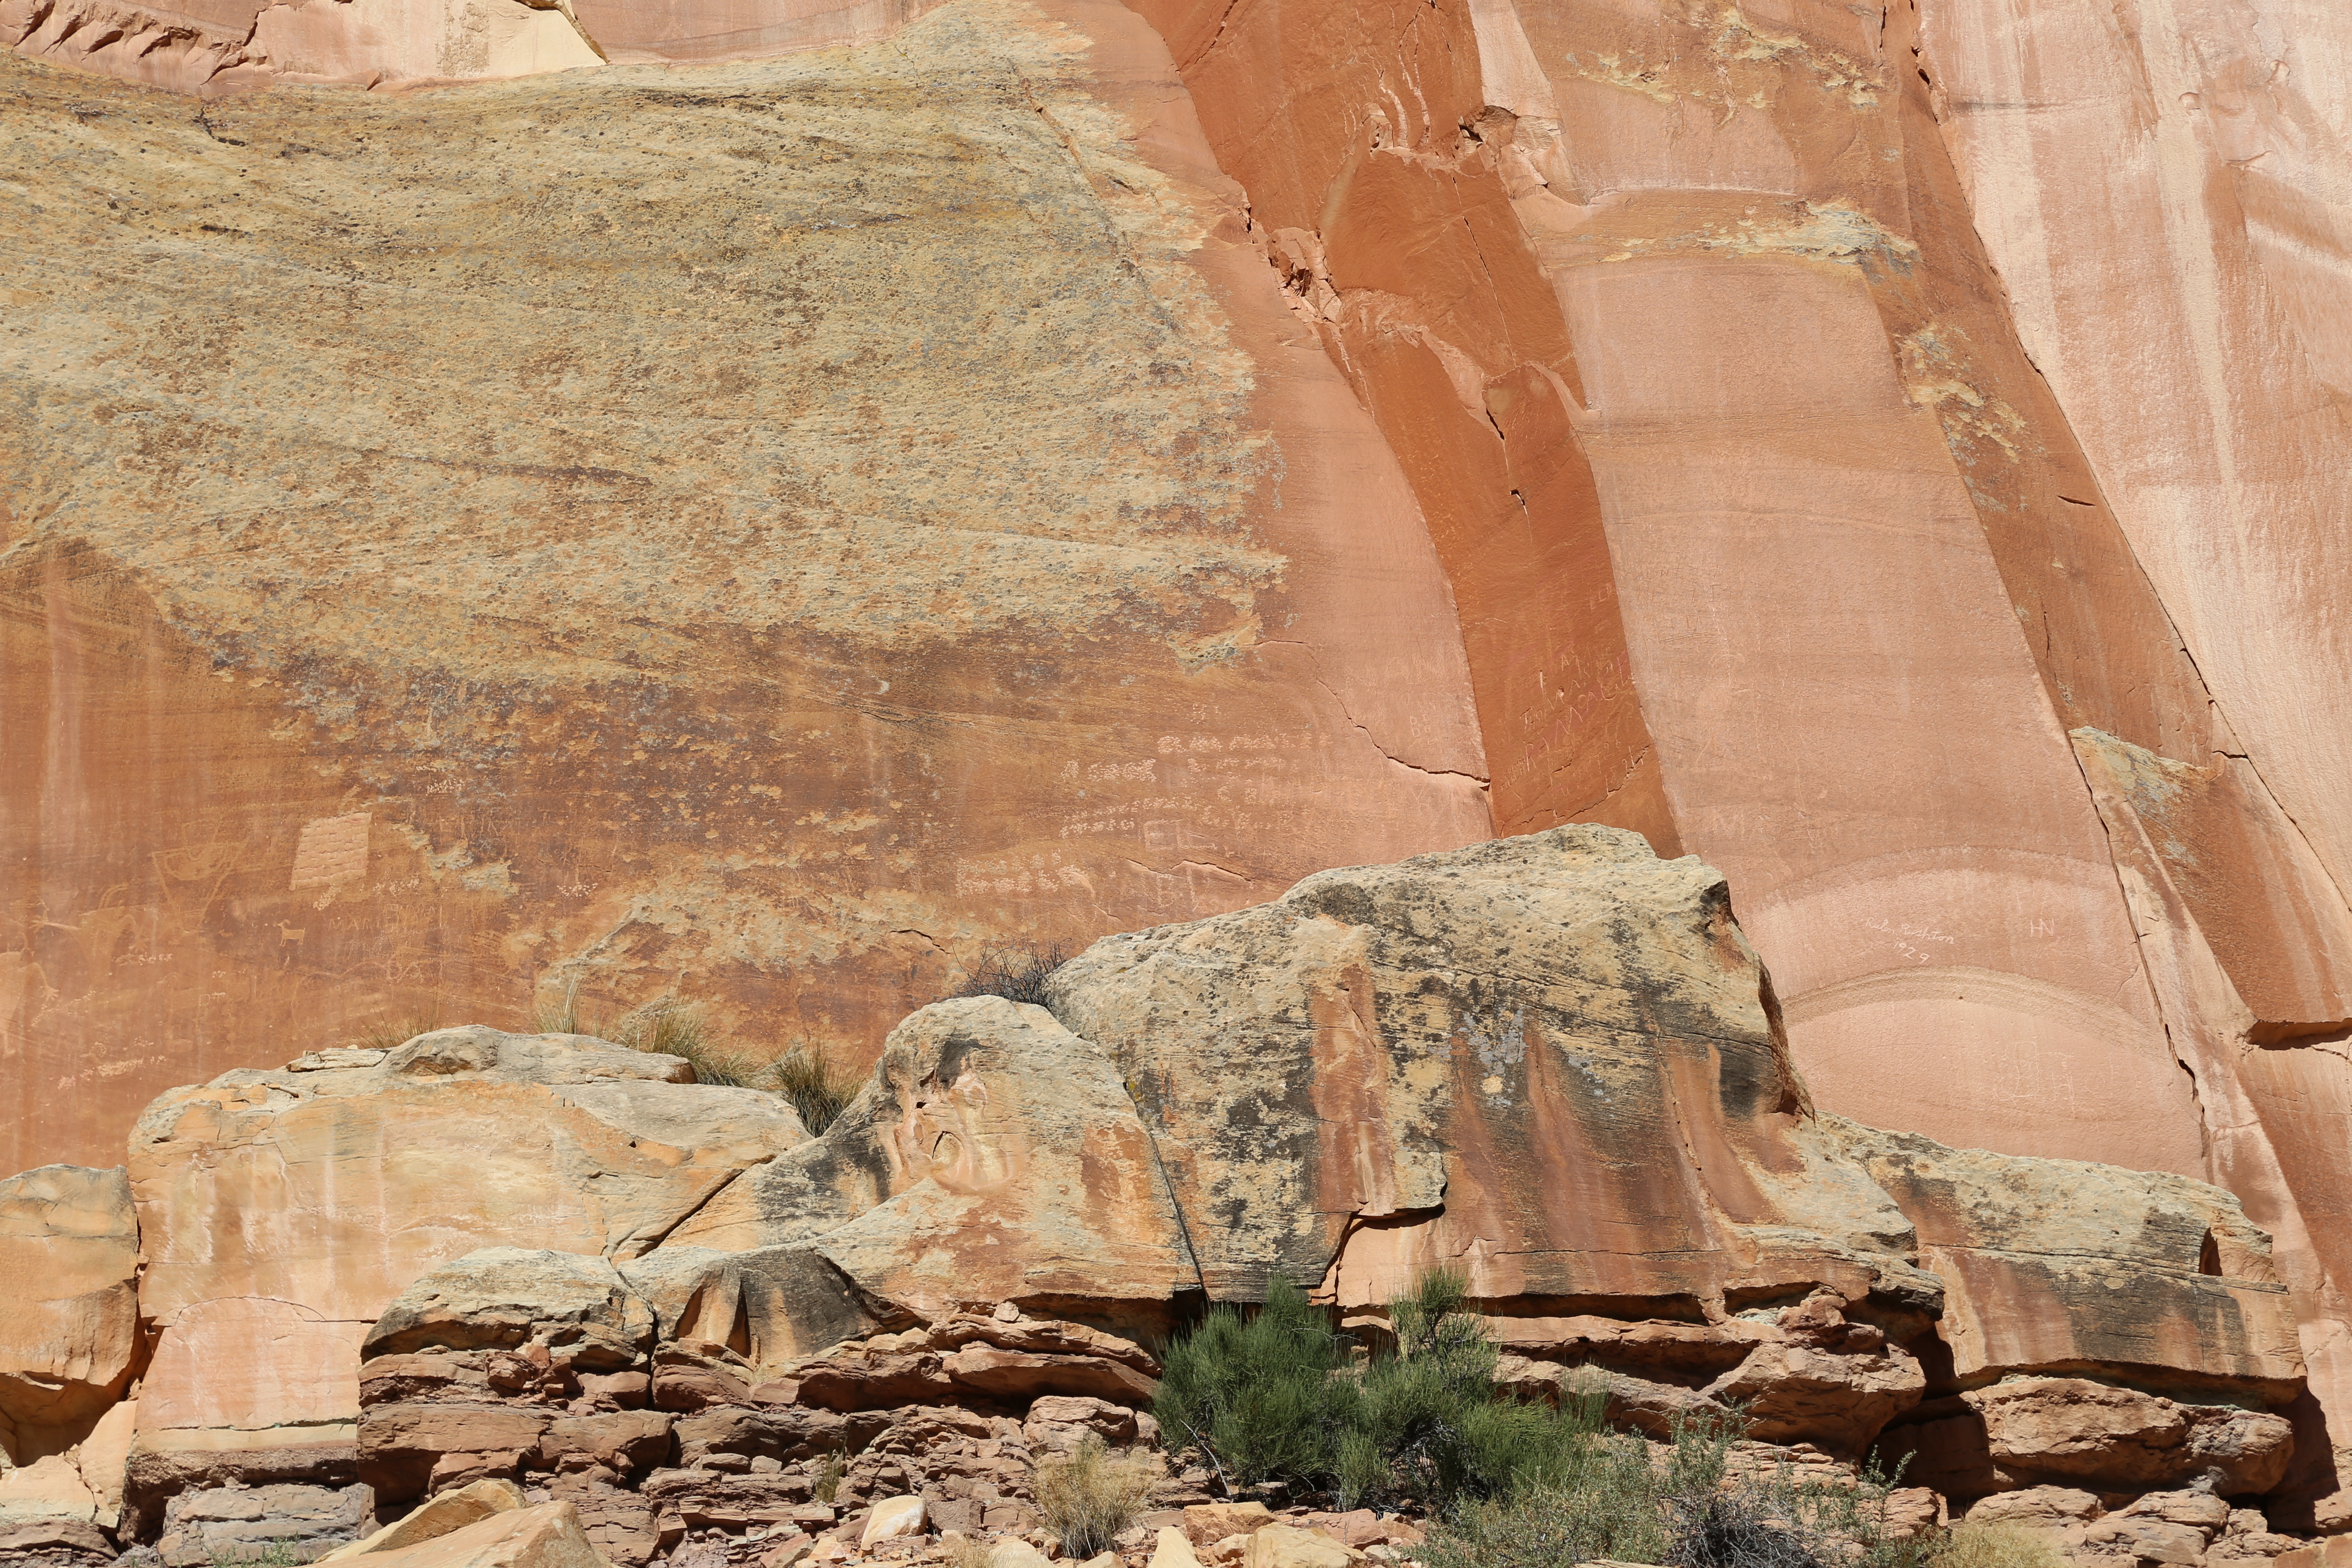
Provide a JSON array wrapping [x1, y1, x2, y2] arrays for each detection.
[[364, 1251, 657, 1362], [638, 1470, 834, 1535], [1182, 1505, 1274, 1548], [1972, 1379, 2294, 1496], [1964, 1488, 2104, 1527], [1703, 1336, 1925, 1455], [1891, 1378, 2298, 1498], [1242, 1525, 1359, 1568], [2275, 1540, 2352, 1568], [661, 997, 1191, 1354], [155, 1482, 377, 1567], [859, 1495, 926, 1546], [2085, 1516, 2211, 1566], [2120, 1492, 2233, 1534], [1047, 827, 1932, 1314], [0, 1165, 141, 1462], [322, 1479, 526, 1562], [72, 1398, 138, 1532], [1022, 1395, 1146, 1455], [0, 1517, 117, 1566], [1152, 1527, 1204, 1568], [126, 1029, 805, 1505], [328, 1501, 613, 1568], [1493, 1357, 1730, 1440], [0, 1455, 98, 1530], [1825, 1120, 2305, 1396]]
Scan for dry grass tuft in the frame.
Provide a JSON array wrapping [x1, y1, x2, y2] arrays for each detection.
[[532, 991, 854, 1130], [940, 1532, 996, 1568], [352, 1012, 440, 1052], [774, 1042, 859, 1134], [1033, 1435, 1159, 1559], [1934, 1522, 2069, 1568]]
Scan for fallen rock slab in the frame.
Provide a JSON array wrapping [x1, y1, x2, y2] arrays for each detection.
[[332, 1501, 613, 1568], [0, 1165, 141, 1462], [322, 1479, 526, 1562]]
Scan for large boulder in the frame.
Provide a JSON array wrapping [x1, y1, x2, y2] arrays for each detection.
[[0, 1166, 140, 1464], [1043, 827, 1929, 1315], [124, 1029, 807, 1519], [312, 1501, 611, 1568], [662, 995, 1193, 1354], [154, 1483, 377, 1567], [363, 1251, 658, 1363], [1890, 1377, 2299, 1500], [643, 828, 2303, 1477], [1822, 1118, 2305, 1398]]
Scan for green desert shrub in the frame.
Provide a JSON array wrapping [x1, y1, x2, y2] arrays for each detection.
[[1154, 1277, 1360, 1498], [1155, 1268, 1595, 1514], [1427, 1404, 1938, 1568], [1341, 1267, 1583, 1508], [1163, 1270, 1940, 1568]]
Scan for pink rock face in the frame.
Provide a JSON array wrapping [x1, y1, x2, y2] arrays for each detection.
[[1121, 0, 2352, 1521], [8, 0, 2352, 1527]]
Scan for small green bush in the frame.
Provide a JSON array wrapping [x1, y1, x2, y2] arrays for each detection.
[[1342, 1268, 1586, 1508], [1427, 1405, 1939, 1568], [1155, 1277, 1359, 1498], [1155, 1268, 1598, 1514]]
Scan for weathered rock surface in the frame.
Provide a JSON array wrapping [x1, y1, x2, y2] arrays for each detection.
[[323, 1479, 526, 1562], [1823, 1121, 2305, 1397], [123, 1030, 805, 1519], [664, 996, 1190, 1347], [154, 1482, 377, 1567], [1047, 826, 1927, 1314], [1893, 1378, 2299, 1500], [640, 827, 2295, 1482], [0, 1167, 141, 1464], [0, 0, 1489, 1185], [365, 1253, 659, 1363], [327, 1502, 611, 1568]]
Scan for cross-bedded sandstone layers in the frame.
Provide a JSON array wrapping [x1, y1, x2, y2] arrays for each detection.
[[1905, 0, 2352, 1516], [0, 1, 1493, 1178]]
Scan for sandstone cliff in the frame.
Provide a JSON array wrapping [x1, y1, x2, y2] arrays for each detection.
[[4, 0, 2351, 1537]]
